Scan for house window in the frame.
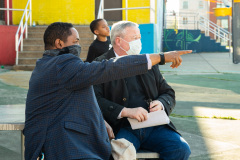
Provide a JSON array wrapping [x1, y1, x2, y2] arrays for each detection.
[[183, 1, 188, 9], [217, 2, 224, 8], [199, 1, 204, 9], [221, 19, 228, 30], [183, 17, 188, 24]]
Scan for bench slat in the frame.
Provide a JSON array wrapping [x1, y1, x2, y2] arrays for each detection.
[[137, 150, 160, 158]]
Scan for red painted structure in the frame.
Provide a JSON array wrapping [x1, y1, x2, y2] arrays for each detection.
[[0, 25, 18, 65]]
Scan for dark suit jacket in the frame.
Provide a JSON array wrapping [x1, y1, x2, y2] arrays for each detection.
[[24, 51, 149, 160], [94, 48, 178, 134]]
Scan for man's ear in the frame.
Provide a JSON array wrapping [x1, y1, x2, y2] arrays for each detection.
[[115, 37, 121, 47], [54, 39, 65, 49], [94, 30, 99, 35]]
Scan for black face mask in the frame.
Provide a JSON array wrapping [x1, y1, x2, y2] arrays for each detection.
[[43, 45, 81, 57]]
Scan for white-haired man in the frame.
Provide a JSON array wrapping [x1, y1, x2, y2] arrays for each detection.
[[94, 21, 191, 160]]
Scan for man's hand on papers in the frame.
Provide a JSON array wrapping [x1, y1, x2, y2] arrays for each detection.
[[104, 120, 115, 140], [128, 110, 170, 130], [121, 107, 148, 122], [149, 100, 163, 112]]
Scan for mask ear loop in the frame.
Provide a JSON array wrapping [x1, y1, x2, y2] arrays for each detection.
[[119, 37, 129, 53], [119, 46, 128, 53]]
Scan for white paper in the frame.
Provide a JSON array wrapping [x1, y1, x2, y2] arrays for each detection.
[[127, 110, 170, 130]]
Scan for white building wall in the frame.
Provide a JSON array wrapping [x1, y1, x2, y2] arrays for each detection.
[[166, 0, 210, 29], [179, 0, 209, 29]]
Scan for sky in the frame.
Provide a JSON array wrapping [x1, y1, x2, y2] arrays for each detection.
[[166, 0, 179, 12]]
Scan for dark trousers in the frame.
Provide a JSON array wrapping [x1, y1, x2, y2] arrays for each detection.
[[116, 125, 191, 160]]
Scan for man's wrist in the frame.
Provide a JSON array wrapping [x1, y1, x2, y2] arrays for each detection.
[[121, 107, 129, 117], [159, 53, 165, 65], [149, 54, 161, 66]]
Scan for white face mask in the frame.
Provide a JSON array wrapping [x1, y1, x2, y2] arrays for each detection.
[[120, 38, 142, 55]]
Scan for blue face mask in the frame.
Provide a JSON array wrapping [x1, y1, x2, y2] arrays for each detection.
[[44, 45, 81, 57]]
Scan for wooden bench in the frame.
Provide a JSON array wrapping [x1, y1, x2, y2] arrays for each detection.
[[137, 149, 160, 159], [0, 105, 25, 160], [0, 105, 160, 160]]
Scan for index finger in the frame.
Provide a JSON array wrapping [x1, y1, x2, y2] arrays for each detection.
[[176, 50, 192, 55]]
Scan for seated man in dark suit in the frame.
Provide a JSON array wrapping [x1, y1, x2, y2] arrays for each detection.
[[94, 21, 191, 160], [24, 22, 190, 160]]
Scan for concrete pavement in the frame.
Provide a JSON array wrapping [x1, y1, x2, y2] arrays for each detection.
[[161, 52, 240, 160], [161, 52, 240, 74], [0, 52, 240, 160]]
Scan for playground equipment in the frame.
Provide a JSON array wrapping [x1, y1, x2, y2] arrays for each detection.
[[214, 7, 232, 17], [213, 0, 232, 17]]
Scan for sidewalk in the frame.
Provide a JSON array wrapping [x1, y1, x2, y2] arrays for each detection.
[[0, 52, 240, 160], [161, 52, 240, 160], [161, 52, 240, 74]]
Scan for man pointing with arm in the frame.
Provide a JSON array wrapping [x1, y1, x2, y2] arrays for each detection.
[[24, 22, 191, 160]]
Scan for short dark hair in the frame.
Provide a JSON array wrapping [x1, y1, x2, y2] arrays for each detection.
[[90, 19, 104, 34], [44, 22, 73, 50]]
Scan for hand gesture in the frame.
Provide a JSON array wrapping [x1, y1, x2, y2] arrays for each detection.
[[164, 50, 192, 68]]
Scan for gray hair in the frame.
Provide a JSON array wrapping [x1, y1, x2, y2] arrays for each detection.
[[110, 21, 139, 45]]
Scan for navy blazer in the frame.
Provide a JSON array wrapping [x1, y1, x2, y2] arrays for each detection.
[[94, 49, 178, 135], [24, 52, 148, 160]]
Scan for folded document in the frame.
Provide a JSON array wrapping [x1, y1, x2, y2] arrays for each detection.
[[127, 110, 170, 130]]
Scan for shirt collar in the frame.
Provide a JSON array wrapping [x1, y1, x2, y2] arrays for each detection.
[[113, 49, 120, 57]]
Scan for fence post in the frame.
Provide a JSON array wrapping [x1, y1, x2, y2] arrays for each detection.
[[214, 27, 216, 40], [7, 0, 9, 25], [30, 0, 32, 26], [157, 0, 163, 52], [194, 15, 195, 29], [207, 20, 209, 36], [125, 0, 128, 21], [25, 10, 28, 38], [15, 34, 19, 65], [20, 22, 23, 51], [150, 0, 155, 23], [218, 27, 220, 42], [102, 0, 104, 18], [229, 16, 231, 54]]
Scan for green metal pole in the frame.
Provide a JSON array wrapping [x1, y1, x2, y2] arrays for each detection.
[[232, 0, 240, 64]]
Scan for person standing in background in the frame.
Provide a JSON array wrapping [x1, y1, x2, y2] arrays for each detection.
[[86, 19, 111, 62]]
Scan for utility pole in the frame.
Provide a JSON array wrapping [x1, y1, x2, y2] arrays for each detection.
[[232, 0, 240, 64]]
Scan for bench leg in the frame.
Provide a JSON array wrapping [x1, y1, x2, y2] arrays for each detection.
[[21, 131, 25, 160]]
